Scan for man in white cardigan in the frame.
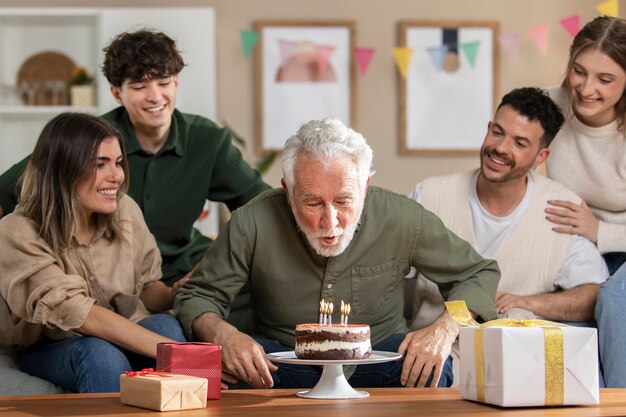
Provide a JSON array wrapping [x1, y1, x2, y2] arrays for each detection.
[[407, 87, 608, 329]]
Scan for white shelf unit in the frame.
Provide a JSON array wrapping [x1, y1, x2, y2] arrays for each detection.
[[0, 8, 100, 171]]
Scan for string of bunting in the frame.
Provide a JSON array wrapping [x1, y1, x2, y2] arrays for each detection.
[[239, 0, 619, 78]]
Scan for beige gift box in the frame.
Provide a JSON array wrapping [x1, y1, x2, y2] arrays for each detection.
[[459, 326, 599, 407], [120, 372, 207, 411]]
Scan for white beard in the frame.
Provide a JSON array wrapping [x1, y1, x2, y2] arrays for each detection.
[[293, 201, 364, 257]]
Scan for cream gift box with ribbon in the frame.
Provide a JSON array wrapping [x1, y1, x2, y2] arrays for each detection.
[[447, 301, 599, 407], [120, 369, 208, 411]]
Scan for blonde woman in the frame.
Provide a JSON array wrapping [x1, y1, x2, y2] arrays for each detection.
[[546, 16, 626, 387]]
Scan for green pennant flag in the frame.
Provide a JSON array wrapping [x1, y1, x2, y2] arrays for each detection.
[[461, 41, 481, 68], [240, 30, 260, 57]]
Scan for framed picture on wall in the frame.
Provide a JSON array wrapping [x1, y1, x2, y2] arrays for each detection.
[[254, 20, 356, 153], [398, 20, 499, 155]]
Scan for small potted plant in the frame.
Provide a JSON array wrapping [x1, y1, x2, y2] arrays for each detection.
[[69, 66, 95, 107]]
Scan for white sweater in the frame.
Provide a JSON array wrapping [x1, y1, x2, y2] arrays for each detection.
[[547, 87, 626, 253], [408, 170, 580, 327]]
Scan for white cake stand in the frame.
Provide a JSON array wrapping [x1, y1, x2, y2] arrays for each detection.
[[266, 351, 402, 399]]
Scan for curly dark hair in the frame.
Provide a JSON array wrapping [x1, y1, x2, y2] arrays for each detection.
[[102, 29, 186, 86], [497, 87, 565, 148]]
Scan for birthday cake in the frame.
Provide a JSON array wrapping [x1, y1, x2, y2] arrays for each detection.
[[295, 324, 372, 360]]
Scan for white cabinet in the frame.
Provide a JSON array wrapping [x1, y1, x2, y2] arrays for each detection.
[[0, 9, 99, 171], [0, 7, 216, 173]]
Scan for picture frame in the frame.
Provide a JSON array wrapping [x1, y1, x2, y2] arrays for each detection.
[[254, 20, 356, 153], [398, 20, 499, 156]]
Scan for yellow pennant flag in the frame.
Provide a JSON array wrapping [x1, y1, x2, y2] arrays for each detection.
[[392, 47, 413, 79], [596, 0, 618, 17]]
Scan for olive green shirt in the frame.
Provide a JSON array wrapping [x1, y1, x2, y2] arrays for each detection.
[[175, 187, 500, 348]]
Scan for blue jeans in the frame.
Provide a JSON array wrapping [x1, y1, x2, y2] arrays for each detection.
[[595, 253, 626, 387], [19, 314, 186, 393], [251, 333, 453, 389]]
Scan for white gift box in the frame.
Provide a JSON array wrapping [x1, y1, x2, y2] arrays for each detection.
[[459, 326, 599, 407]]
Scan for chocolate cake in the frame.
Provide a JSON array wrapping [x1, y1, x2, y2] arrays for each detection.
[[294, 323, 372, 360]]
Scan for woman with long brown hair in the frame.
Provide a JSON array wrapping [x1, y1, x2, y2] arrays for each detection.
[[0, 113, 186, 392]]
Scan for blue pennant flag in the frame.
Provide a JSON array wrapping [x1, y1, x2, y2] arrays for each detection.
[[426, 45, 449, 72]]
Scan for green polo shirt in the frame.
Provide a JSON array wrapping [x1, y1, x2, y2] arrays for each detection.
[[175, 187, 500, 348], [0, 108, 269, 286]]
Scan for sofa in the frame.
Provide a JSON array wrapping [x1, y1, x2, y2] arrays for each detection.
[[0, 297, 64, 395], [0, 347, 64, 395]]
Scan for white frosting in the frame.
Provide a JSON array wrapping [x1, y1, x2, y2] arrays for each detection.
[[296, 340, 371, 354], [295, 324, 371, 357]]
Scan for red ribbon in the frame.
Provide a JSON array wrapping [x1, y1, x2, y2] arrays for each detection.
[[124, 368, 171, 378]]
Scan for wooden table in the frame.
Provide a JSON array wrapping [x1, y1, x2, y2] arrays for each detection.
[[2, 388, 626, 416]]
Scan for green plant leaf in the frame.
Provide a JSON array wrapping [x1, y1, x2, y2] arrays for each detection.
[[223, 121, 246, 148], [257, 152, 278, 175]]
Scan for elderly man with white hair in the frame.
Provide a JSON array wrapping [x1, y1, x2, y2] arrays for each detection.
[[175, 118, 500, 390]]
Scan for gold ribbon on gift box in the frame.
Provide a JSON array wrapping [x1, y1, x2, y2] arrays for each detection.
[[445, 300, 568, 406]]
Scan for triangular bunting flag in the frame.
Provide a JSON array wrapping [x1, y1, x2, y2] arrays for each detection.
[[499, 33, 520, 62], [392, 47, 413, 79], [353, 47, 374, 76], [560, 14, 580, 38], [460, 41, 481, 68], [527, 24, 549, 55], [426, 45, 449, 72], [277, 39, 298, 66], [596, 0, 618, 17], [315, 44, 335, 73], [240, 30, 260, 57]]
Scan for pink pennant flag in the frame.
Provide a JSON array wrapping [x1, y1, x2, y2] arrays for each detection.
[[353, 47, 374, 76], [560, 14, 580, 38], [527, 24, 549, 55], [277, 39, 298, 66], [498, 33, 520, 62], [315, 44, 336, 73]]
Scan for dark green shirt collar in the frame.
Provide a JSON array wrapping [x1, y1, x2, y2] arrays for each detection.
[[115, 107, 184, 157]]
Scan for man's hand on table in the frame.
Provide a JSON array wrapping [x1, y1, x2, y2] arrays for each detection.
[[397, 311, 458, 388], [193, 312, 277, 389], [218, 330, 278, 389]]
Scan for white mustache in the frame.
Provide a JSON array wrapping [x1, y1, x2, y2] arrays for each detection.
[[314, 228, 344, 238]]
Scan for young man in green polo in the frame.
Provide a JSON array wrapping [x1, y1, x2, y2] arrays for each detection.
[[0, 30, 269, 314]]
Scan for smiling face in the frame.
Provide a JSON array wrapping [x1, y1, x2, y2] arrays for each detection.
[[479, 105, 549, 184], [76, 137, 125, 220], [568, 48, 626, 127], [283, 154, 368, 257], [110, 75, 178, 138]]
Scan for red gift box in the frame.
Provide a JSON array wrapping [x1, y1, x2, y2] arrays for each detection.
[[156, 342, 222, 400]]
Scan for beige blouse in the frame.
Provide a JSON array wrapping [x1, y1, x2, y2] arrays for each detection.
[[0, 195, 162, 350]]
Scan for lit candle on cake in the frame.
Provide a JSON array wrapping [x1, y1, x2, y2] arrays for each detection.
[[328, 302, 334, 325], [319, 299, 325, 325], [345, 303, 351, 325], [340, 300, 345, 326]]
